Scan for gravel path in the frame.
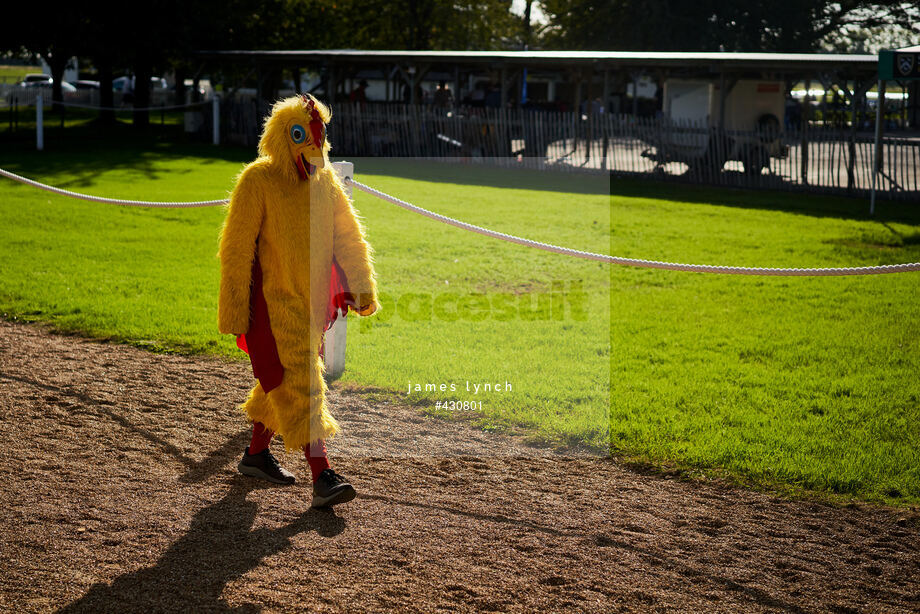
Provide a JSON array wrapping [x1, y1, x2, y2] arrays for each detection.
[[1, 320, 918, 613]]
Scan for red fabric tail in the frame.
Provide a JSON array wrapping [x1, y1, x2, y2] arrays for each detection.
[[326, 256, 352, 332], [321, 256, 355, 360], [238, 255, 284, 393], [238, 254, 352, 371]]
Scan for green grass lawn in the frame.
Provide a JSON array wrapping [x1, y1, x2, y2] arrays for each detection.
[[0, 64, 42, 83], [0, 131, 917, 507], [1, 106, 189, 135], [608, 181, 920, 507]]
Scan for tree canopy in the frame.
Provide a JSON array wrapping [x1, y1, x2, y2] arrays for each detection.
[[1, 0, 916, 114], [537, 0, 919, 53]]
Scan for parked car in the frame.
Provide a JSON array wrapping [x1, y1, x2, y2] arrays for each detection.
[[71, 80, 100, 90], [19, 80, 77, 92], [112, 76, 131, 92], [642, 79, 789, 175], [22, 73, 52, 84], [113, 76, 169, 92], [6, 78, 77, 105]]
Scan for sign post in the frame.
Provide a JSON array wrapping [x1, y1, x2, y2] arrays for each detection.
[[871, 45, 920, 214], [36, 94, 43, 151]]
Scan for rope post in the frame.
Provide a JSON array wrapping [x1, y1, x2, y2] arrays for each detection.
[[36, 94, 44, 151], [335, 160, 354, 199], [323, 160, 355, 381], [212, 95, 220, 146]]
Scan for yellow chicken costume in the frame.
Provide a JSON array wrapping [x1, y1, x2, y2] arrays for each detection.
[[218, 94, 380, 460]]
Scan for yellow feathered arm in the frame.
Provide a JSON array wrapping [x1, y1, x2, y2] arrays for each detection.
[[218, 165, 266, 335], [332, 181, 380, 316]]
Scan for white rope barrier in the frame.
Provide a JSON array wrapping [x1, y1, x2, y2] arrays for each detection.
[[345, 177, 920, 277], [1, 166, 918, 276], [0, 168, 228, 208]]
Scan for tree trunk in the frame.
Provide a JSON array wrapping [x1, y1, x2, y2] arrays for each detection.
[[133, 60, 152, 128], [174, 66, 187, 107], [523, 0, 533, 47], [45, 52, 68, 113], [96, 57, 115, 125]]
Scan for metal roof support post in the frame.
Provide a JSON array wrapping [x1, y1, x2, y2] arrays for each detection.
[[256, 63, 263, 109], [602, 69, 610, 110], [846, 80, 870, 193], [601, 69, 610, 170], [584, 71, 593, 164], [517, 67, 524, 108], [387, 65, 399, 102], [413, 64, 431, 105], [572, 72, 582, 158], [454, 65, 461, 108], [817, 73, 834, 126], [395, 64, 412, 103], [631, 71, 639, 117], [574, 73, 582, 112], [870, 79, 885, 215], [847, 81, 857, 192], [801, 79, 811, 185], [910, 81, 918, 128]]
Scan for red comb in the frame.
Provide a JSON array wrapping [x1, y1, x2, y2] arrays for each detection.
[[301, 94, 325, 147]]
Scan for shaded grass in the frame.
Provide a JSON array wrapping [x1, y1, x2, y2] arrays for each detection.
[[0, 65, 42, 82]]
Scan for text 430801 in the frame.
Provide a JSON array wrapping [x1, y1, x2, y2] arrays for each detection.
[[436, 400, 482, 411]]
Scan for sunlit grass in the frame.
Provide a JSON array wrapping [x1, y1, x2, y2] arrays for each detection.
[[0, 134, 917, 506]]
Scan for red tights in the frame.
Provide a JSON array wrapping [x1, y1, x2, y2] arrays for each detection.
[[249, 421, 331, 483]]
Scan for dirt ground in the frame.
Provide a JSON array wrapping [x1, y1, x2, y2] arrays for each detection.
[[1, 320, 918, 613]]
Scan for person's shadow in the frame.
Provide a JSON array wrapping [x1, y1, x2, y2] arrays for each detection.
[[58, 475, 344, 613]]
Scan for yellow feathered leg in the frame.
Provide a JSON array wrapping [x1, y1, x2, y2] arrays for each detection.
[[255, 308, 339, 452], [243, 383, 281, 433]]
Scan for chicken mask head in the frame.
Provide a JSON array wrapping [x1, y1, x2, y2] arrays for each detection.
[[258, 93, 331, 182]]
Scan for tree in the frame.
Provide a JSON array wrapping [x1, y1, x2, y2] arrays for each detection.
[[0, 6, 83, 110], [333, 0, 520, 50], [536, 0, 919, 53]]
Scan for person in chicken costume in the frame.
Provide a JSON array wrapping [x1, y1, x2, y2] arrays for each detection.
[[218, 93, 379, 508]]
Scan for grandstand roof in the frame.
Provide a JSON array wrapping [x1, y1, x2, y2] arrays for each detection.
[[197, 49, 877, 73]]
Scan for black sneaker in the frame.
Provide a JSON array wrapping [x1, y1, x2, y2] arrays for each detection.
[[311, 468, 356, 508], [238, 447, 296, 485]]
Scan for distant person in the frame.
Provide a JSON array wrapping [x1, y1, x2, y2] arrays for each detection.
[[349, 79, 368, 104], [484, 83, 501, 108], [785, 96, 802, 130], [400, 82, 423, 104], [470, 82, 486, 107], [591, 97, 604, 115], [433, 81, 453, 108]]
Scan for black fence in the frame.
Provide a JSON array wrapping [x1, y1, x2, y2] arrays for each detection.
[[20, 93, 910, 202]]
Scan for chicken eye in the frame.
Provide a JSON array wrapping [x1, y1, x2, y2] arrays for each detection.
[[290, 124, 306, 144]]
